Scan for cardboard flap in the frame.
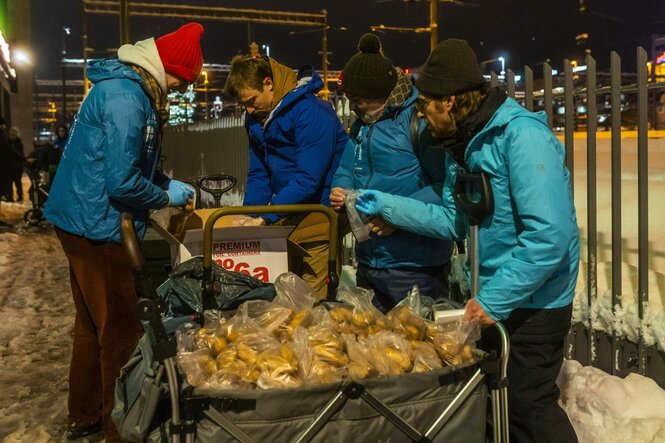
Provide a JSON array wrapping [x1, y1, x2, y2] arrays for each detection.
[[287, 239, 310, 258]]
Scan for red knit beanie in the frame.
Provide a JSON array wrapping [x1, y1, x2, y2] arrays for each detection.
[[156, 22, 204, 83]]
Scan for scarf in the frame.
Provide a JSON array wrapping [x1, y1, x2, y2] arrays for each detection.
[[358, 68, 412, 125]]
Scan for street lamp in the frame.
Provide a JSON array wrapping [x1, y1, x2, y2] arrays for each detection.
[[480, 57, 505, 76], [498, 56, 506, 76], [62, 26, 71, 125]]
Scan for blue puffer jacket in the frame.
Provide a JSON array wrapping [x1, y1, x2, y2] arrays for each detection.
[[376, 98, 580, 320], [44, 58, 169, 243], [332, 82, 453, 269], [243, 67, 347, 223]]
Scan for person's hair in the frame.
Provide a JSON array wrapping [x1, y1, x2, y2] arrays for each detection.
[[432, 87, 487, 124], [225, 55, 273, 100], [9, 126, 20, 137]]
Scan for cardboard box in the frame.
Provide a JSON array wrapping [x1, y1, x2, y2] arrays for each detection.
[[150, 208, 308, 283]]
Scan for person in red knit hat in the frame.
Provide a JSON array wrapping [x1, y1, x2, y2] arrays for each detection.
[[43, 22, 204, 442]]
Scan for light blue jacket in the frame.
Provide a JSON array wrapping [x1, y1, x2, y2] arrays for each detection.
[[376, 98, 580, 320], [44, 58, 169, 243], [332, 82, 453, 269], [243, 67, 347, 223]]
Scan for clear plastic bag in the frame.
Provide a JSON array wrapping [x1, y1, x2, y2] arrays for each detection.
[[344, 190, 371, 243], [255, 343, 302, 389], [342, 333, 376, 379], [273, 272, 317, 310], [177, 349, 217, 387], [360, 330, 413, 375], [411, 340, 443, 373], [430, 317, 481, 366], [335, 286, 387, 336], [239, 300, 293, 334], [386, 286, 427, 341]]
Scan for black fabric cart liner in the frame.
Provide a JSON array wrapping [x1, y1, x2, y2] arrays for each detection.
[[147, 361, 487, 443]]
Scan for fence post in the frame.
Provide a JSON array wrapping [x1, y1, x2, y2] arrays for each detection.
[[610, 51, 623, 376], [586, 53, 598, 367], [636, 47, 650, 376]]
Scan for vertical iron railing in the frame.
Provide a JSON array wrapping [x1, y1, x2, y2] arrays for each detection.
[[564, 59, 574, 177], [524, 66, 533, 111], [586, 54, 598, 367], [504, 46, 661, 385], [636, 47, 650, 375], [543, 62, 553, 127], [610, 51, 622, 376]]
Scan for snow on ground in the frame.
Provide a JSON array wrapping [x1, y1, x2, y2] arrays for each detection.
[[559, 359, 665, 443], [0, 209, 74, 442], [1, 201, 664, 442]]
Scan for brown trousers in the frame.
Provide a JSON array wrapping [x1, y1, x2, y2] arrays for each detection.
[[55, 228, 142, 442]]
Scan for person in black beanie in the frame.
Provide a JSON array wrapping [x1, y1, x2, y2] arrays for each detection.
[[331, 33, 453, 312], [355, 38, 580, 442]]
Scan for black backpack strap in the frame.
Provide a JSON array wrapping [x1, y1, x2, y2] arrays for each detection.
[[409, 110, 435, 183]]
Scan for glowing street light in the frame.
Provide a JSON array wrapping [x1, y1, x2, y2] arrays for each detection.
[[498, 56, 506, 76], [13, 49, 31, 65]]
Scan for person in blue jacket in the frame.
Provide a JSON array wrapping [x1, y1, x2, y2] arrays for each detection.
[[225, 55, 347, 299], [44, 23, 203, 442], [330, 33, 453, 312], [356, 39, 579, 442]]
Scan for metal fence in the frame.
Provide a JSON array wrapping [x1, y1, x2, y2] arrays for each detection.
[[161, 116, 250, 192], [160, 48, 665, 387], [496, 48, 664, 387]]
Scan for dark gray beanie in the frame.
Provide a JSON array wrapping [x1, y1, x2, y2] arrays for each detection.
[[341, 33, 397, 99], [416, 39, 486, 97]]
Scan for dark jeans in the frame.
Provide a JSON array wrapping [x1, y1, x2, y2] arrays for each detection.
[[480, 304, 578, 443], [356, 262, 451, 313], [55, 227, 142, 442], [9, 168, 23, 201]]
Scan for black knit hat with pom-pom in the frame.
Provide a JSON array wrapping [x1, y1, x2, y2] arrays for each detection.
[[341, 33, 397, 98]]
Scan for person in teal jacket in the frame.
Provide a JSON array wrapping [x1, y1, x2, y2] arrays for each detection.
[[330, 33, 453, 312], [43, 23, 203, 441], [356, 39, 579, 442], [225, 55, 347, 299]]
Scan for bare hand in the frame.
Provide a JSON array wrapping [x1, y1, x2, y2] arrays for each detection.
[[330, 187, 347, 212], [367, 215, 397, 236], [464, 298, 496, 326]]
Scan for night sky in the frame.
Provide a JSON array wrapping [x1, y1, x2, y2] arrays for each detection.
[[32, 0, 665, 88]]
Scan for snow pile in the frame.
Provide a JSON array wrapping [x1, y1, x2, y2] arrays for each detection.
[[559, 359, 665, 443], [572, 262, 665, 351]]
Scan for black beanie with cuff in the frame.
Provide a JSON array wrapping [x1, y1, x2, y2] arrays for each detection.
[[341, 33, 397, 99], [415, 38, 486, 97]]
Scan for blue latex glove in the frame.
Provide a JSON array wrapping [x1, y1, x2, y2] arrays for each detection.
[[166, 180, 194, 207], [355, 189, 395, 217]]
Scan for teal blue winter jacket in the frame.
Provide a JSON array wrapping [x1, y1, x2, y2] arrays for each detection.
[[332, 82, 453, 269], [44, 58, 169, 243], [374, 98, 580, 320]]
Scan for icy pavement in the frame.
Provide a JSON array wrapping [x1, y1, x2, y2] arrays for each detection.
[[1, 202, 664, 442], [0, 221, 74, 442]]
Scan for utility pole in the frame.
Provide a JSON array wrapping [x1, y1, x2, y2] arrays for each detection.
[[371, 0, 442, 52], [120, 0, 130, 45], [429, 0, 438, 51]]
